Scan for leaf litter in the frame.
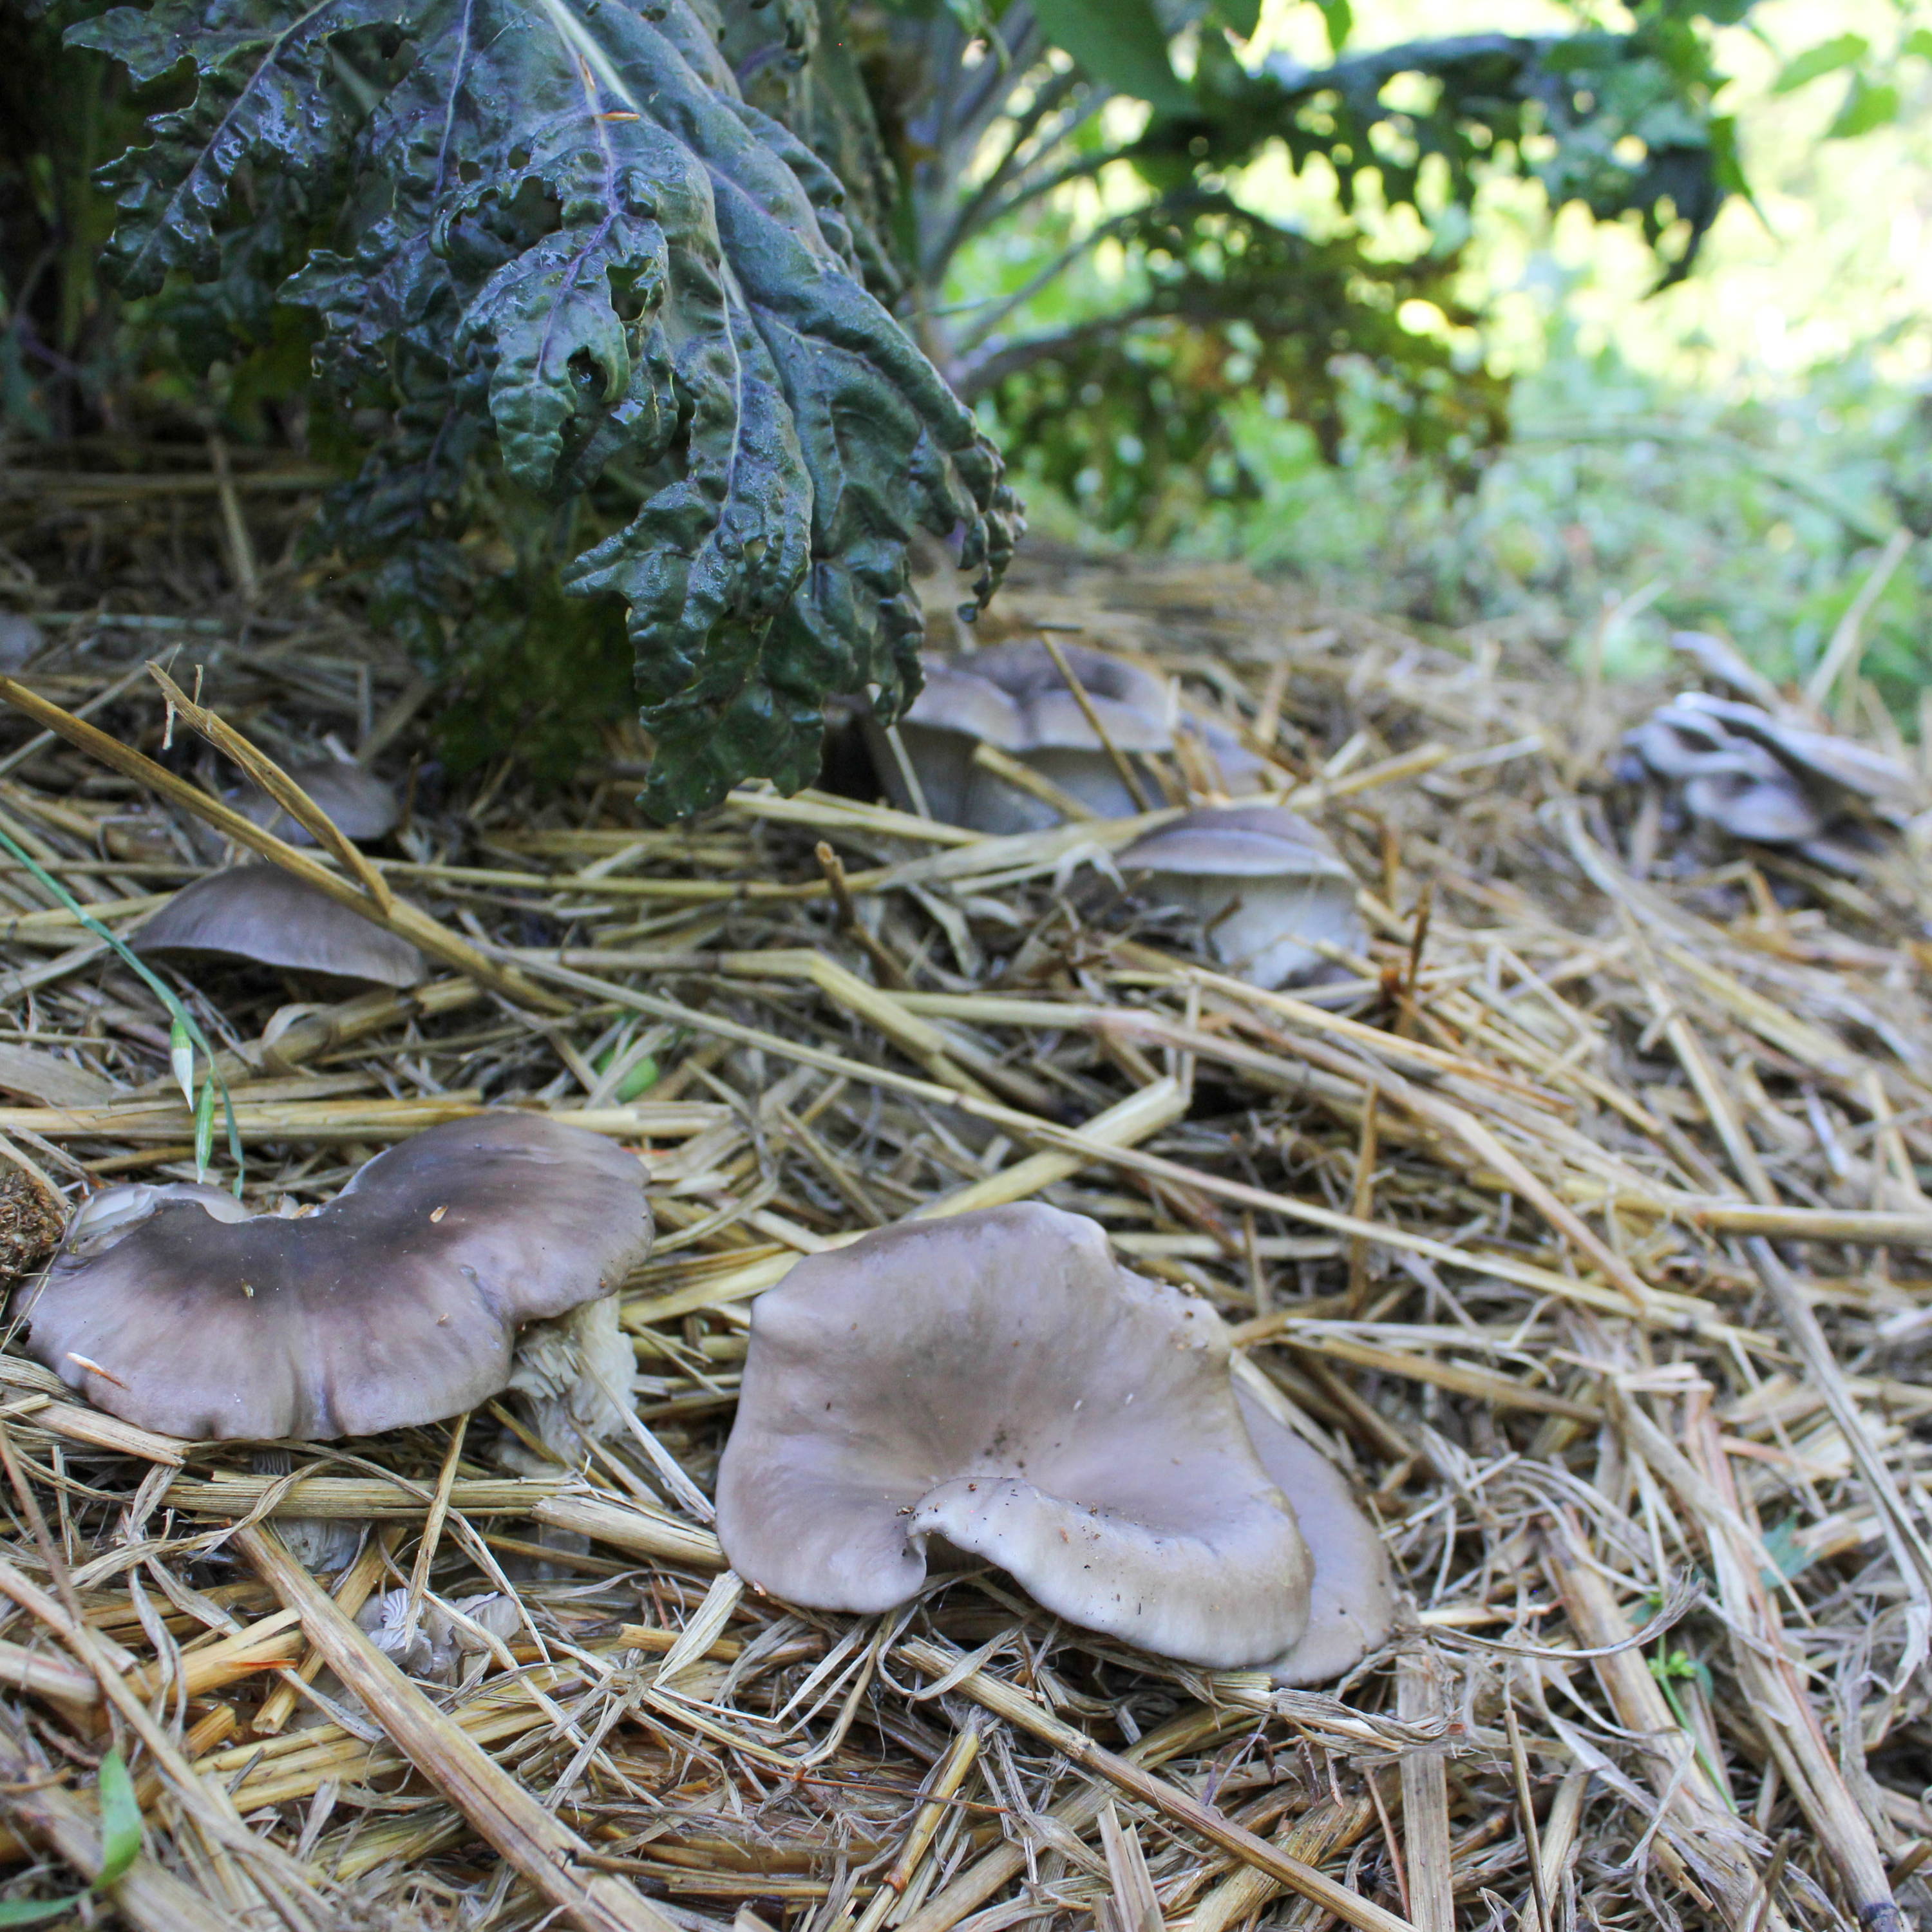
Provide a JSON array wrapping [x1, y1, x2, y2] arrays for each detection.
[[0, 508, 1925, 1932]]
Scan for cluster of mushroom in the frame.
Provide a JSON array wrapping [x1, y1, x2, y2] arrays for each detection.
[[19, 1128, 1391, 1684], [869, 640, 1366, 988], [1617, 690, 1918, 873], [717, 1203, 1394, 1684]]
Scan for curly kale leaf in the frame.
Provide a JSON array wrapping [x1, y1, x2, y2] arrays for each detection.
[[72, 0, 1020, 816]]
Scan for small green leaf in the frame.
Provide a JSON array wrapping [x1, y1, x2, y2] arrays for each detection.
[[1028, 0, 1191, 111], [1315, 0, 1352, 55], [613, 1057, 660, 1104], [93, 1750, 142, 1888], [0, 1894, 87, 1924], [1828, 74, 1898, 138], [193, 1079, 216, 1180], [1209, 0, 1262, 38], [1905, 27, 1932, 61], [1772, 33, 1868, 93], [940, 0, 998, 35], [169, 1016, 195, 1109]]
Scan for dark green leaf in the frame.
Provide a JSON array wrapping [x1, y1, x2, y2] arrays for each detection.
[[1828, 73, 1897, 138], [1027, 0, 1191, 111], [1770, 33, 1868, 93], [80, 0, 1020, 819], [94, 1750, 142, 1888]]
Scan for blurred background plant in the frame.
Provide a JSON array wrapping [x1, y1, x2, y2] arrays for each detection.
[[3, 0, 1925, 789], [962, 0, 1932, 729]]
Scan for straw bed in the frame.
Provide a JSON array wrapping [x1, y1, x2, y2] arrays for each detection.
[[0, 491, 1926, 1932]]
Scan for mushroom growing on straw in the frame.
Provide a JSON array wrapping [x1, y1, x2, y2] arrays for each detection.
[[870, 641, 1260, 833], [717, 1202, 1392, 1678], [131, 863, 426, 987], [1114, 806, 1365, 989], [233, 758, 399, 846], [16, 1114, 654, 1451], [1618, 690, 1919, 869]]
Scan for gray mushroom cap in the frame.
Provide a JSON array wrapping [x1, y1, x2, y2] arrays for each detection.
[[1623, 693, 1918, 848], [913, 641, 1177, 755], [1116, 806, 1365, 989], [234, 760, 400, 845], [717, 1202, 1317, 1671], [873, 643, 1179, 833], [1235, 1385, 1394, 1684], [131, 864, 426, 987], [15, 1114, 654, 1441]]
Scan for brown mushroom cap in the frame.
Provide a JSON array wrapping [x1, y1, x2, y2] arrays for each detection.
[[1116, 806, 1364, 989], [234, 760, 400, 845], [131, 864, 426, 987], [717, 1203, 1317, 1671], [1235, 1385, 1394, 1684], [15, 1114, 654, 1440]]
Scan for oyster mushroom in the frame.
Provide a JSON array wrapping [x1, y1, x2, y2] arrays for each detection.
[[717, 1203, 1388, 1678], [1619, 692, 1917, 860], [1113, 806, 1365, 989], [14, 1114, 654, 1444], [234, 759, 400, 846], [131, 864, 426, 988], [869, 641, 1261, 833]]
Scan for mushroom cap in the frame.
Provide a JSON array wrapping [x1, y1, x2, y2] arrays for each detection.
[[1235, 1387, 1395, 1684], [1685, 697, 1917, 816], [1631, 694, 1918, 828], [234, 761, 400, 845], [1120, 806, 1353, 880], [131, 864, 426, 987], [905, 642, 1176, 755], [1116, 807, 1364, 989], [15, 1114, 654, 1440], [1623, 706, 1735, 783], [1681, 759, 1824, 844], [716, 1203, 1314, 1670]]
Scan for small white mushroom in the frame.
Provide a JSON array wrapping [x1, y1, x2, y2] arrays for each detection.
[[717, 1204, 1390, 1679], [1114, 805, 1365, 989], [0, 615, 45, 672], [357, 1587, 522, 1683], [131, 864, 426, 987]]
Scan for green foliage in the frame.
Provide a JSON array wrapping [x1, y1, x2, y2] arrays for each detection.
[[67, 0, 1019, 816], [1216, 314, 1932, 723], [980, 198, 1507, 540], [0, 1750, 142, 1923], [1770, 15, 1932, 139], [876, 0, 1746, 545], [9, 0, 1759, 799]]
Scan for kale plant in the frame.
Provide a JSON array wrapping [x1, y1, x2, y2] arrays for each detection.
[[67, 0, 1019, 815]]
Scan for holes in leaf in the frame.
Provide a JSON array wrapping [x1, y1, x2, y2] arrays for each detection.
[[569, 348, 610, 402]]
